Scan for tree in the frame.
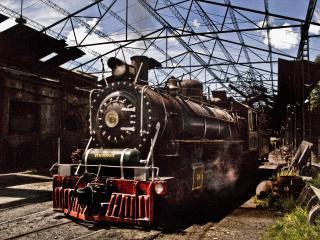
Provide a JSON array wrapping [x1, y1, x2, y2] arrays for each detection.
[[310, 55, 320, 111]]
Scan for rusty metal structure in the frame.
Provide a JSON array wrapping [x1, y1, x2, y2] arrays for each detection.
[[1, 0, 320, 103], [2, 1, 320, 152]]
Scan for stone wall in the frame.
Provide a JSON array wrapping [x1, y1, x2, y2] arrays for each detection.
[[0, 69, 91, 172]]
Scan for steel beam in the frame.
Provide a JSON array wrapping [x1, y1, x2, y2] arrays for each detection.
[[196, 0, 320, 26], [74, 28, 296, 59], [297, 0, 317, 59]]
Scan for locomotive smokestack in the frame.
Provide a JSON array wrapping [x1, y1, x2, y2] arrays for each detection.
[[107, 57, 124, 69], [107, 57, 135, 79], [131, 56, 161, 85]]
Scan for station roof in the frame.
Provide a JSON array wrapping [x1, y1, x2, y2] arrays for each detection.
[[0, 23, 95, 87], [0, 13, 8, 23], [0, 0, 320, 105], [0, 23, 84, 68]]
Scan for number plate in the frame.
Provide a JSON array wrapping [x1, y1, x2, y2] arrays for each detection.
[[192, 163, 204, 190]]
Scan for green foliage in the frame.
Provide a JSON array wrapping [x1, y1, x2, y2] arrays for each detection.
[[253, 195, 272, 208], [310, 55, 320, 111], [310, 84, 320, 111], [273, 196, 296, 212], [310, 173, 320, 188], [315, 55, 320, 64], [276, 169, 299, 177], [253, 194, 296, 211], [263, 207, 320, 240]]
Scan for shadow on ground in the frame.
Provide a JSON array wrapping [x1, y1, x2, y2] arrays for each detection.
[[0, 171, 52, 209]]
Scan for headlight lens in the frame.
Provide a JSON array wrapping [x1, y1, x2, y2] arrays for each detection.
[[105, 110, 119, 128], [154, 182, 166, 195]]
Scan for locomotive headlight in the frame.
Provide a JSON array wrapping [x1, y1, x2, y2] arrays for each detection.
[[105, 110, 119, 128], [154, 182, 167, 195]]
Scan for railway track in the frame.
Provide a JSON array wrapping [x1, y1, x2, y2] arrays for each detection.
[[0, 209, 98, 240], [5, 221, 73, 240], [0, 199, 219, 240], [0, 208, 52, 226], [0, 197, 277, 240], [0, 201, 52, 223], [0, 200, 159, 240]]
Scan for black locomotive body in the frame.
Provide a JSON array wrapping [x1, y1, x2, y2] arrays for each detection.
[[52, 56, 269, 226]]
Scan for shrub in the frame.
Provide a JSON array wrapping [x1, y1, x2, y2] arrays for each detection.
[[263, 207, 320, 240], [310, 173, 320, 188], [253, 195, 272, 208]]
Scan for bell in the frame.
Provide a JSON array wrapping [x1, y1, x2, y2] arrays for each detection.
[[166, 77, 180, 91]]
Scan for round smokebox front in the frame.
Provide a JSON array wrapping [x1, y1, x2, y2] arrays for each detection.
[[95, 91, 138, 147]]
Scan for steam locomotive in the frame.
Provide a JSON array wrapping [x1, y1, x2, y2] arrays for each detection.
[[52, 56, 269, 226]]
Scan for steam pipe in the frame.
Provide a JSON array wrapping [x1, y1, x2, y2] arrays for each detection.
[[140, 85, 150, 136], [89, 89, 100, 135], [134, 62, 144, 84], [145, 122, 161, 167]]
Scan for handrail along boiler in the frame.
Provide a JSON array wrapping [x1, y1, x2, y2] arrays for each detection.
[[52, 56, 268, 225]]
